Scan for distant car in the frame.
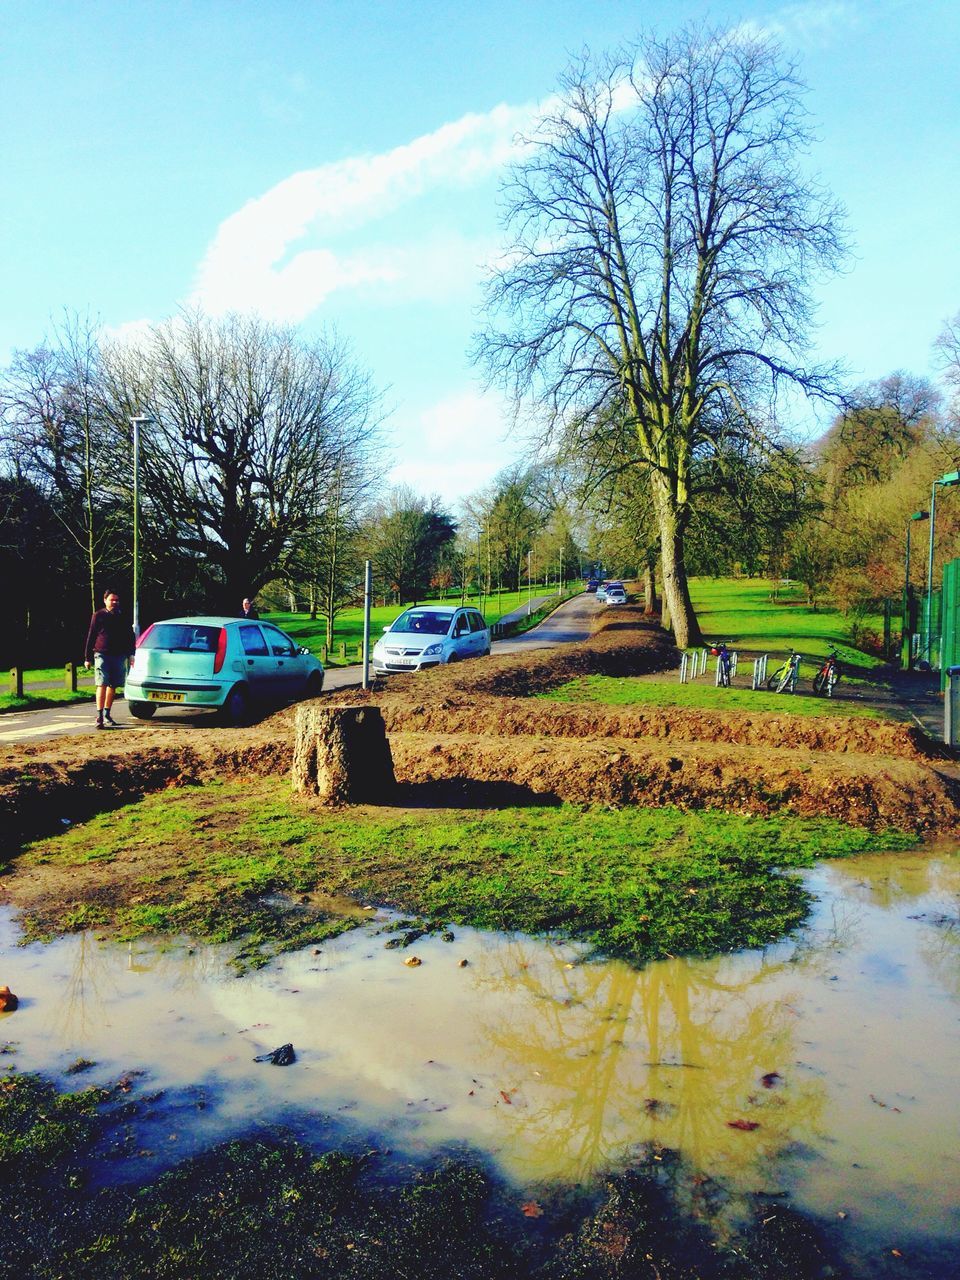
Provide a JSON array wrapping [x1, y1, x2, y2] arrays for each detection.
[[125, 616, 324, 724], [372, 605, 491, 674], [585, 579, 600, 593], [605, 584, 628, 606]]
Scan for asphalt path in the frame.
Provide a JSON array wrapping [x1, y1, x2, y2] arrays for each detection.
[[0, 593, 603, 747]]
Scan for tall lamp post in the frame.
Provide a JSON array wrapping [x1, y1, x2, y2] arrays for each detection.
[[902, 510, 929, 668], [129, 415, 153, 639], [924, 470, 960, 665]]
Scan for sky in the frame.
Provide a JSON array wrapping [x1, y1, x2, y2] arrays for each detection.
[[3, 0, 959, 510]]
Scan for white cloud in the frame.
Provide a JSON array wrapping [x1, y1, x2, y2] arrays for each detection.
[[386, 388, 521, 507], [191, 101, 539, 322], [735, 2, 859, 46]]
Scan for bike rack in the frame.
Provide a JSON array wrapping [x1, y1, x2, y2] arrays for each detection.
[[751, 655, 769, 690]]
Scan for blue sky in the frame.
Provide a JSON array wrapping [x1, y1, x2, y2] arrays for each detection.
[[3, 0, 959, 508]]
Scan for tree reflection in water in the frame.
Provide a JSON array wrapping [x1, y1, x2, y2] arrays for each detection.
[[469, 936, 829, 1188]]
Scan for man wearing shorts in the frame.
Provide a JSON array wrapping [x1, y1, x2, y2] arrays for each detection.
[[84, 588, 134, 729]]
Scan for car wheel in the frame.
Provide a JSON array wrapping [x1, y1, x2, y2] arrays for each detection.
[[446, 652, 459, 663], [222, 685, 251, 726], [304, 671, 324, 699], [128, 700, 157, 720]]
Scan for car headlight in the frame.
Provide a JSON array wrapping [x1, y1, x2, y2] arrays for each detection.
[[423, 643, 443, 656]]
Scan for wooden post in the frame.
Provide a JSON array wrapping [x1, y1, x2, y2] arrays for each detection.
[[338, 641, 346, 661], [9, 668, 23, 697], [292, 705, 395, 805], [64, 662, 78, 692]]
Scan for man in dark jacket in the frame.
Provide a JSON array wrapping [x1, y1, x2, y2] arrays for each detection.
[[241, 597, 260, 619], [84, 588, 134, 729]]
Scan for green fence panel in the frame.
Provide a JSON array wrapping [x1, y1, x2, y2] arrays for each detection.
[[940, 559, 960, 689]]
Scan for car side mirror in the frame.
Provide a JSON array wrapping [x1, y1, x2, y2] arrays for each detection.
[[382, 624, 391, 632]]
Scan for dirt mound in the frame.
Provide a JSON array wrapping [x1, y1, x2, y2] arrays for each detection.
[[378, 697, 940, 760], [388, 731, 960, 832], [1, 608, 957, 843]]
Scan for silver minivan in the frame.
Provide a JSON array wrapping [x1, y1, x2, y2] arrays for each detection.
[[372, 605, 491, 674]]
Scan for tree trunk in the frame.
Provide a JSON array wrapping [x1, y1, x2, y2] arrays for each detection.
[[651, 477, 700, 648], [292, 704, 395, 805], [643, 555, 659, 615]]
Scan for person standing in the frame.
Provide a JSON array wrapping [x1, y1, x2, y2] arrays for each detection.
[[241, 597, 260, 619], [84, 588, 134, 729]]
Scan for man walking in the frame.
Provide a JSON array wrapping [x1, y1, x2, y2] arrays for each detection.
[[84, 588, 134, 729]]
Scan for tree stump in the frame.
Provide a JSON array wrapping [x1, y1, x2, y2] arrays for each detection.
[[291, 705, 395, 804]]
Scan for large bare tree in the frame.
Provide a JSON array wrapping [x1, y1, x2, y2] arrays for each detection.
[[477, 26, 847, 646], [102, 311, 380, 611]]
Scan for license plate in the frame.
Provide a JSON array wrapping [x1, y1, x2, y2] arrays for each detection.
[[147, 690, 185, 703], [392, 658, 416, 666]]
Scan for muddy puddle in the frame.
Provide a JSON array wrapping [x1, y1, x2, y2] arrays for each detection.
[[2, 849, 959, 1257]]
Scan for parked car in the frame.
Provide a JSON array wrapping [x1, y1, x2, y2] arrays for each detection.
[[605, 583, 628, 606], [125, 616, 324, 724], [585, 578, 600, 593], [372, 605, 491, 674]]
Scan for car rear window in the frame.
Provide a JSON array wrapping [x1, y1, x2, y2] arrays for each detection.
[[139, 624, 220, 653]]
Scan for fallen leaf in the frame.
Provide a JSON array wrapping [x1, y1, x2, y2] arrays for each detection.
[[500, 1090, 514, 1104], [404, 956, 422, 967], [521, 1202, 543, 1218], [891, 1248, 903, 1258], [727, 1119, 760, 1131], [760, 1072, 782, 1088]]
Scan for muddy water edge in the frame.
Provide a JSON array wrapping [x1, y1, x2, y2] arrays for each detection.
[[1, 844, 958, 1278]]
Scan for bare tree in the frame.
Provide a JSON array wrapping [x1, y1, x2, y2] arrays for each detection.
[[1, 312, 121, 613], [102, 311, 380, 611], [477, 25, 847, 646]]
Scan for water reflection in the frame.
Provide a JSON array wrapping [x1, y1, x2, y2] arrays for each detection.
[[1, 849, 958, 1250]]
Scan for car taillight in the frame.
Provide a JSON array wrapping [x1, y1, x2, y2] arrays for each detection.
[[213, 628, 228, 673], [135, 624, 155, 648]]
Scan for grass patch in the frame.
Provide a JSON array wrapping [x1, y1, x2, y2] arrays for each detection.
[[689, 576, 887, 669], [542, 675, 886, 718], [19, 779, 913, 970], [0, 688, 93, 715]]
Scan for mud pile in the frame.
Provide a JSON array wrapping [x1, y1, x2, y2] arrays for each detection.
[[2, 606, 958, 842]]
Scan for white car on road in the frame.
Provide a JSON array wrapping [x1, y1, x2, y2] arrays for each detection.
[[373, 605, 491, 674]]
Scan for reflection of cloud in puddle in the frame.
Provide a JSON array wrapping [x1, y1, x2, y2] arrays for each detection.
[[2, 849, 959, 1248]]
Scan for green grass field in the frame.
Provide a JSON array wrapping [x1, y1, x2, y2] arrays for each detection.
[[0, 689, 93, 715], [544, 674, 884, 717], [266, 583, 566, 662], [689, 577, 886, 668]]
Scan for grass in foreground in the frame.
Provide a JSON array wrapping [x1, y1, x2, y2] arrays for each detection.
[[0, 1070, 840, 1280], [543, 675, 886, 718], [18, 778, 912, 969]]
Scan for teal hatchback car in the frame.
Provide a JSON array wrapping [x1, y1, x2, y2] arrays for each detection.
[[125, 616, 324, 724]]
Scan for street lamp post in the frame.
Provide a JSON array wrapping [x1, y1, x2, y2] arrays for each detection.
[[924, 471, 960, 665], [903, 510, 929, 667], [129, 415, 153, 639]]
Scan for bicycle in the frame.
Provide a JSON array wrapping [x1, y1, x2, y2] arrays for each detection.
[[712, 641, 732, 687], [766, 650, 801, 693], [812, 647, 842, 697]]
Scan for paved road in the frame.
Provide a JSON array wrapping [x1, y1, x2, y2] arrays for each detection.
[[0, 593, 601, 747]]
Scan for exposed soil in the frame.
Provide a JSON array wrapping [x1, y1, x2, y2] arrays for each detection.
[[2, 607, 958, 866]]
